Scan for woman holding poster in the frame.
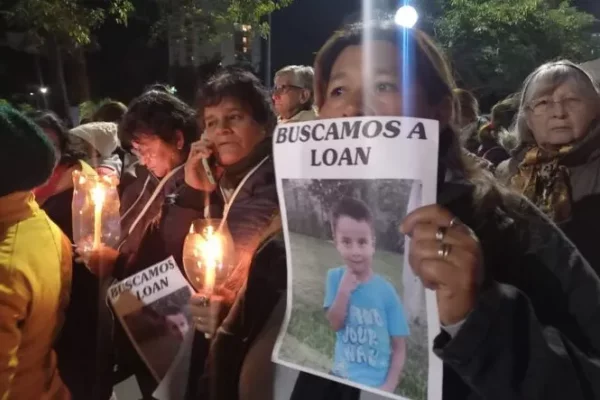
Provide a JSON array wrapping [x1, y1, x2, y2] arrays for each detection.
[[287, 20, 600, 400]]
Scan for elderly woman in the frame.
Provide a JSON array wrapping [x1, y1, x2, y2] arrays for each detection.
[[184, 68, 284, 399], [78, 90, 206, 399], [278, 20, 600, 400], [272, 65, 318, 123], [497, 61, 600, 274]]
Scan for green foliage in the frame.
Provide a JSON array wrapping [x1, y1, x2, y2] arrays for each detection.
[[0, 99, 11, 108], [430, 0, 599, 99], [150, 0, 294, 44], [1, 0, 134, 47], [16, 103, 35, 114]]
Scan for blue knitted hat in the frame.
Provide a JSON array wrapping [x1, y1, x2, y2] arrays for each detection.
[[0, 106, 57, 197]]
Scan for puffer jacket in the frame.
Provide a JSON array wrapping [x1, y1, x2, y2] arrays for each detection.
[[497, 121, 600, 275], [107, 163, 209, 397], [288, 180, 600, 400], [0, 192, 71, 400]]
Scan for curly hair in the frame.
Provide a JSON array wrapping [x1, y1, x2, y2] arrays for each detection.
[[196, 68, 277, 135], [27, 110, 88, 166], [119, 90, 198, 152]]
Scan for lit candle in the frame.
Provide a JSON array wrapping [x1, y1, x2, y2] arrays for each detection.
[[91, 184, 106, 249], [197, 225, 223, 295]]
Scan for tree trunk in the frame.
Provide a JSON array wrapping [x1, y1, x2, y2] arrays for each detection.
[[71, 47, 91, 104], [48, 36, 71, 120]]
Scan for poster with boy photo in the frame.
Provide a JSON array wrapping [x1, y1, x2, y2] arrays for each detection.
[[271, 116, 442, 400], [275, 178, 428, 400]]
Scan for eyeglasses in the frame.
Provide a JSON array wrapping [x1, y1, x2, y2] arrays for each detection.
[[528, 97, 584, 116], [272, 84, 303, 96]]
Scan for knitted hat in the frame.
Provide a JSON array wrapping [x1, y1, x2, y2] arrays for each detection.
[[70, 122, 120, 159], [0, 106, 57, 197]]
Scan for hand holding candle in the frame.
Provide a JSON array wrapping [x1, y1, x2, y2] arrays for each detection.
[[183, 219, 234, 338], [71, 170, 121, 270]]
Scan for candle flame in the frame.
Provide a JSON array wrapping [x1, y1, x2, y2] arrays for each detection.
[[91, 185, 106, 207], [195, 226, 223, 294], [91, 184, 106, 249]]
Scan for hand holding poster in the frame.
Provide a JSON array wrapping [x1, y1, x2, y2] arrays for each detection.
[[108, 256, 194, 398], [271, 117, 442, 400]]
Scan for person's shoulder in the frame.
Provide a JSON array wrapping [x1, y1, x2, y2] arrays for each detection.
[[496, 158, 517, 182], [373, 274, 399, 295], [327, 266, 345, 282]]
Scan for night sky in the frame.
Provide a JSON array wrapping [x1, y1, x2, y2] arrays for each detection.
[[0, 0, 598, 107]]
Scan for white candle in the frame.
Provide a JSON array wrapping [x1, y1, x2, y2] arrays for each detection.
[[200, 226, 222, 295], [91, 185, 106, 249]]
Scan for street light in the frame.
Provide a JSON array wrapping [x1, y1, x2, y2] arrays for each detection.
[[39, 86, 48, 95], [395, 5, 419, 29]]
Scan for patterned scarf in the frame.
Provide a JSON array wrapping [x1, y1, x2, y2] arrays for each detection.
[[510, 145, 573, 222]]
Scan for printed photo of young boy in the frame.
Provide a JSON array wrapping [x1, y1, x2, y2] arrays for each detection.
[[324, 197, 409, 392], [275, 178, 428, 400]]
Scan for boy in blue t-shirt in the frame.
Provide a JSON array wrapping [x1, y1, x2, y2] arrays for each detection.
[[324, 197, 409, 392]]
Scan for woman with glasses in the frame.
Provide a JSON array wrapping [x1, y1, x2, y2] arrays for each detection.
[[272, 65, 318, 123], [80, 89, 208, 399], [497, 60, 600, 275]]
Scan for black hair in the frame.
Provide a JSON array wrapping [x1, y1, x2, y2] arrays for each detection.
[[196, 67, 277, 134], [119, 90, 198, 152], [315, 21, 454, 110], [315, 20, 511, 215], [93, 101, 127, 123], [27, 110, 87, 166], [144, 83, 172, 94], [331, 197, 374, 232]]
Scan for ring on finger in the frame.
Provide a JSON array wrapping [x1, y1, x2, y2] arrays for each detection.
[[437, 243, 452, 259], [449, 217, 461, 228], [435, 227, 447, 242]]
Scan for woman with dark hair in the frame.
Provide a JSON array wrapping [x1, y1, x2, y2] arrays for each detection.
[[282, 20, 600, 400], [92, 100, 127, 123], [27, 110, 112, 400], [184, 68, 285, 399], [79, 90, 207, 399]]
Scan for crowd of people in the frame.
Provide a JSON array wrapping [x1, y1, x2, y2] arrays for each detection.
[[1, 16, 600, 400]]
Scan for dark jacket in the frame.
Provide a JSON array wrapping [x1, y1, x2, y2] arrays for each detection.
[[108, 163, 209, 398], [187, 140, 280, 399], [497, 122, 600, 276], [190, 234, 287, 400], [290, 180, 600, 400]]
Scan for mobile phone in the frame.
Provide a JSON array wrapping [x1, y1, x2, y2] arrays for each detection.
[[202, 154, 217, 186], [200, 131, 217, 185]]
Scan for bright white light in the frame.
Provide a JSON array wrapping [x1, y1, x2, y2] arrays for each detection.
[[395, 5, 419, 28], [39, 86, 48, 94], [29, 92, 34, 96]]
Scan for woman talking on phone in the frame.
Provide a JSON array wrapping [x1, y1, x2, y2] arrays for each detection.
[[284, 20, 600, 400], [184, 68, 286, 399]]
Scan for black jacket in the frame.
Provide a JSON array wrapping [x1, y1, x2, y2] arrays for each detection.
[[108, 164, 209, 398], [189, 235, 286, 400], [291, 181, 600, 400], [187, 142, 280, 399]]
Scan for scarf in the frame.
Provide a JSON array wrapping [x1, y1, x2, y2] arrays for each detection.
[[510, 145, 573, 222]]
